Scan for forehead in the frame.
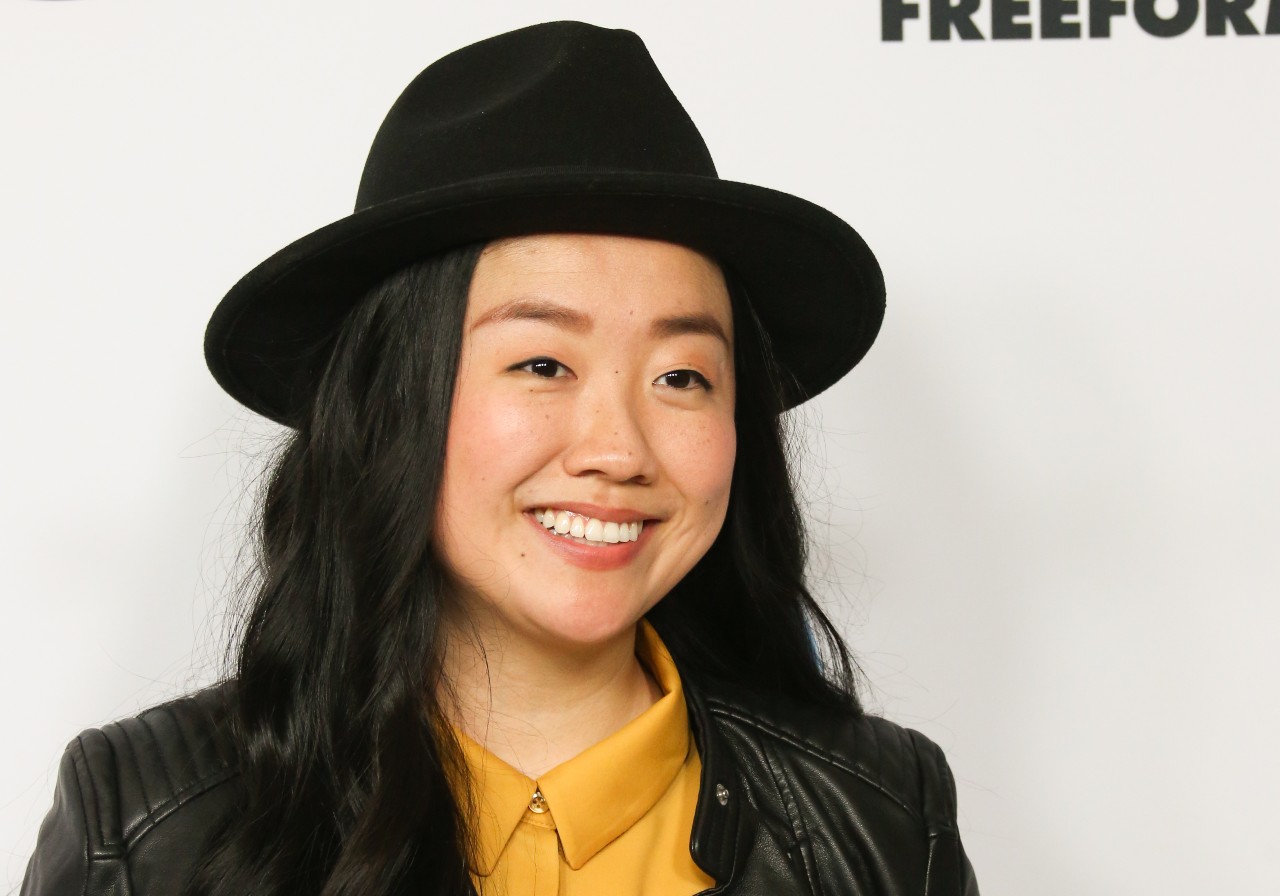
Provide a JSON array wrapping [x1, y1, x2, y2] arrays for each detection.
[[468, 233, 732, 329]]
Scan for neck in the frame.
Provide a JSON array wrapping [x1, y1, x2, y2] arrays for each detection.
[[440, 614, 662, 778]]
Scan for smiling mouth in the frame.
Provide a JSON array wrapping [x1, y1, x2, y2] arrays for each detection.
[[533, 508, 645, 546]]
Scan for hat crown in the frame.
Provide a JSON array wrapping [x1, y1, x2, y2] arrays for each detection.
[[355, 21, 718, 211], [209, 21, 883, 425]]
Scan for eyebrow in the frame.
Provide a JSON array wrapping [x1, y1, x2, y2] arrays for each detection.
[[650, 313, 731, 349], [471, 298, 731, 349], [470, 299, 590, 333]]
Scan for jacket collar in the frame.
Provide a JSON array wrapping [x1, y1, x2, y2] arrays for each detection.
[[683, 677, 759, 885]]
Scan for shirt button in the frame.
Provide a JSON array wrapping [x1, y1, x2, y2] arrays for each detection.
[[528, 788, 549, 814]]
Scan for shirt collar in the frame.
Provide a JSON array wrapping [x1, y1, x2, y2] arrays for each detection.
[[454, 619, 691, 874]]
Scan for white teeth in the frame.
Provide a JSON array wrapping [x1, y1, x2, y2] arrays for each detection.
[[535, 509, 645, 546]]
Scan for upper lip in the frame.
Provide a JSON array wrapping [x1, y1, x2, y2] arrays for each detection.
[[526, 502, 660, 524]]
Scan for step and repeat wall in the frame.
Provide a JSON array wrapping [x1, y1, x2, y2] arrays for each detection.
[[3, 2, 1276, 892]]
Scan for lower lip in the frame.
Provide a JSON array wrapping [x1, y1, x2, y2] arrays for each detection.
[[525, 513, 652, 571]]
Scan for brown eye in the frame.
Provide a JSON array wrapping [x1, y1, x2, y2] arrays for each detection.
[[655, 370, 711, 390], [514, 357, 569, 378]]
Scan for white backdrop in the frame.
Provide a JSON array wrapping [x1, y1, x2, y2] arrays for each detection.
[[3, 1, 1277, 893]]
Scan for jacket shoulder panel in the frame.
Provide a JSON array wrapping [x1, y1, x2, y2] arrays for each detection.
[[696, 685, 977, 895], [22, 684, 242, 896], [702, 688, 957, 831], [96, 684, 240, 846]]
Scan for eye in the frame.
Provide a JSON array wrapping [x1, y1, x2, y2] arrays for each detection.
[[654, 369, 712, 391], [512, 357, 571, 378]]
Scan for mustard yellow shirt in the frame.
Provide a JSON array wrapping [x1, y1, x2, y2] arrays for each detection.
[[455, 620, 717, 895]]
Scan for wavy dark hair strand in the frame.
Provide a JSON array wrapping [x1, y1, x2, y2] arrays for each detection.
[[188, 243, 485, 896]]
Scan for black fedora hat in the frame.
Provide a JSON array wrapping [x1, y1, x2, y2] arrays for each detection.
[[205, 20, 884, 425]]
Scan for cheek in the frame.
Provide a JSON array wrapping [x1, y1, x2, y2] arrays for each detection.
[[436, 379, 560, 545], [657, 414, 737, 513], [447, 394, 527, 466], [444, 373, 559, 474]]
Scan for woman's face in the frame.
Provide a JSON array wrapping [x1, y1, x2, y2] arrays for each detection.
[[435, 233, 736, 650]]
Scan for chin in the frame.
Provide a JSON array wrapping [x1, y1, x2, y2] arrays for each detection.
[[523, 589, 651, 649]]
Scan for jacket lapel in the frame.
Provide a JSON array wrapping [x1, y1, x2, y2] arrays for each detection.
[[684, 680, 812, 895]]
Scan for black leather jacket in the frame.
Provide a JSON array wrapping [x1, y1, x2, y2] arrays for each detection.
[[21, 682, 978, 895]]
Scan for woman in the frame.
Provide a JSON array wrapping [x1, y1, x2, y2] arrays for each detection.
[[22, 21, 977, 896]]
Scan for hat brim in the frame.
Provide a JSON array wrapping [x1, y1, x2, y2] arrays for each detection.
[[204, 170, 884, 425]]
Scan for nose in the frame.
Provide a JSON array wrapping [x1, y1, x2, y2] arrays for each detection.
[[561, 380, 656, 485]]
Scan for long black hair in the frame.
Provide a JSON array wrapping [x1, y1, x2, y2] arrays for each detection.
[[188, 240, 861, 896]]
